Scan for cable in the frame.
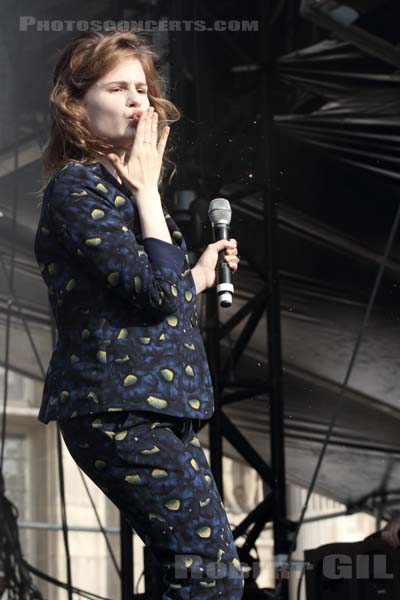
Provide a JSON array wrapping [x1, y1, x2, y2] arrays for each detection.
[[134, 570, 145, 595], [0, 472, 43, 599], [0, 2, 45, 596], [296, 563, 305, 600], [275, 199, 400, 598], [27, 563, 112, 600], [56, 422, 74, 599]]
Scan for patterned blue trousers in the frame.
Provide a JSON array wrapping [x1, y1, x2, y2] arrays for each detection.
[[59, 409, 244, 599]]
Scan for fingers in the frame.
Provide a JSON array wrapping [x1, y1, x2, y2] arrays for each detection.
[[145, 106, 154, 144], [134, 110, 145, 145], [136, 106, 164, 152], [157, 124, 170, 157], [224, 254, 239, 271], [226, 238, 238, 253], [134, 106, 151, 146], [222, 238, 239, 272], [214, 238, 237, 250], [151, 109, 158, 146]]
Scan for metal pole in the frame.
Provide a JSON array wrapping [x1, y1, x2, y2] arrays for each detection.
[[260, 4, 290, 599], [120, 514, 133, 600]]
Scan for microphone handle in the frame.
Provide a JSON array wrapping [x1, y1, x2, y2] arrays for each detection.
[[212, 223, 234, 308]]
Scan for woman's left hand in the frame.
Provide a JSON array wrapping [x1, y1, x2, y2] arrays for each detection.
[[195, 238, 239, 290]]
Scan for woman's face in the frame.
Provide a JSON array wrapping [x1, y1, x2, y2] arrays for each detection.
[[78, 58, 151, 147]]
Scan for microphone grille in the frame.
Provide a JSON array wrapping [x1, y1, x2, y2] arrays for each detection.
[[208, 198, 232, 225]]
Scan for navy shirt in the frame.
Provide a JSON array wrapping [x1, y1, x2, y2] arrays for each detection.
[[34, 161, 214, 424]]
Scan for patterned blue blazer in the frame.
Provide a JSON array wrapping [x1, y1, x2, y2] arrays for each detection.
[[34, 161, 214, 425]]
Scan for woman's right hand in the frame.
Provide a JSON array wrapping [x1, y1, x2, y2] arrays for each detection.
[[107, 106, 170, 194]]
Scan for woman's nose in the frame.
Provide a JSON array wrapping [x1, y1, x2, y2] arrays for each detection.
[[127, 90, 142, 105]]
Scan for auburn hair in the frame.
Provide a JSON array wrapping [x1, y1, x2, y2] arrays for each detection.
[[39, 30, 181, 198]]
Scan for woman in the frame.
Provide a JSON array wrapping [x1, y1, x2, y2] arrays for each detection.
[[34, 30, 243, 598]]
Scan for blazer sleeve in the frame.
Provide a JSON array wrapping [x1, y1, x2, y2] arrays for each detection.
[[48, 176, 186, 317]]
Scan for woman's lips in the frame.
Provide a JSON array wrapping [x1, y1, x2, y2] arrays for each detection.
[[128, 114, 141, 128], [129, 111, 143, 122]]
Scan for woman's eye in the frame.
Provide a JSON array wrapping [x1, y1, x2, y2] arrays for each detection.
[[110, 88, 146, 94]]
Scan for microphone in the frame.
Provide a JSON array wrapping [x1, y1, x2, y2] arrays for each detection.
[[208, 198, 234, 308]]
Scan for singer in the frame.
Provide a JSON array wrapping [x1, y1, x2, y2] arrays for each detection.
[[34, 30, 243, 598]]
